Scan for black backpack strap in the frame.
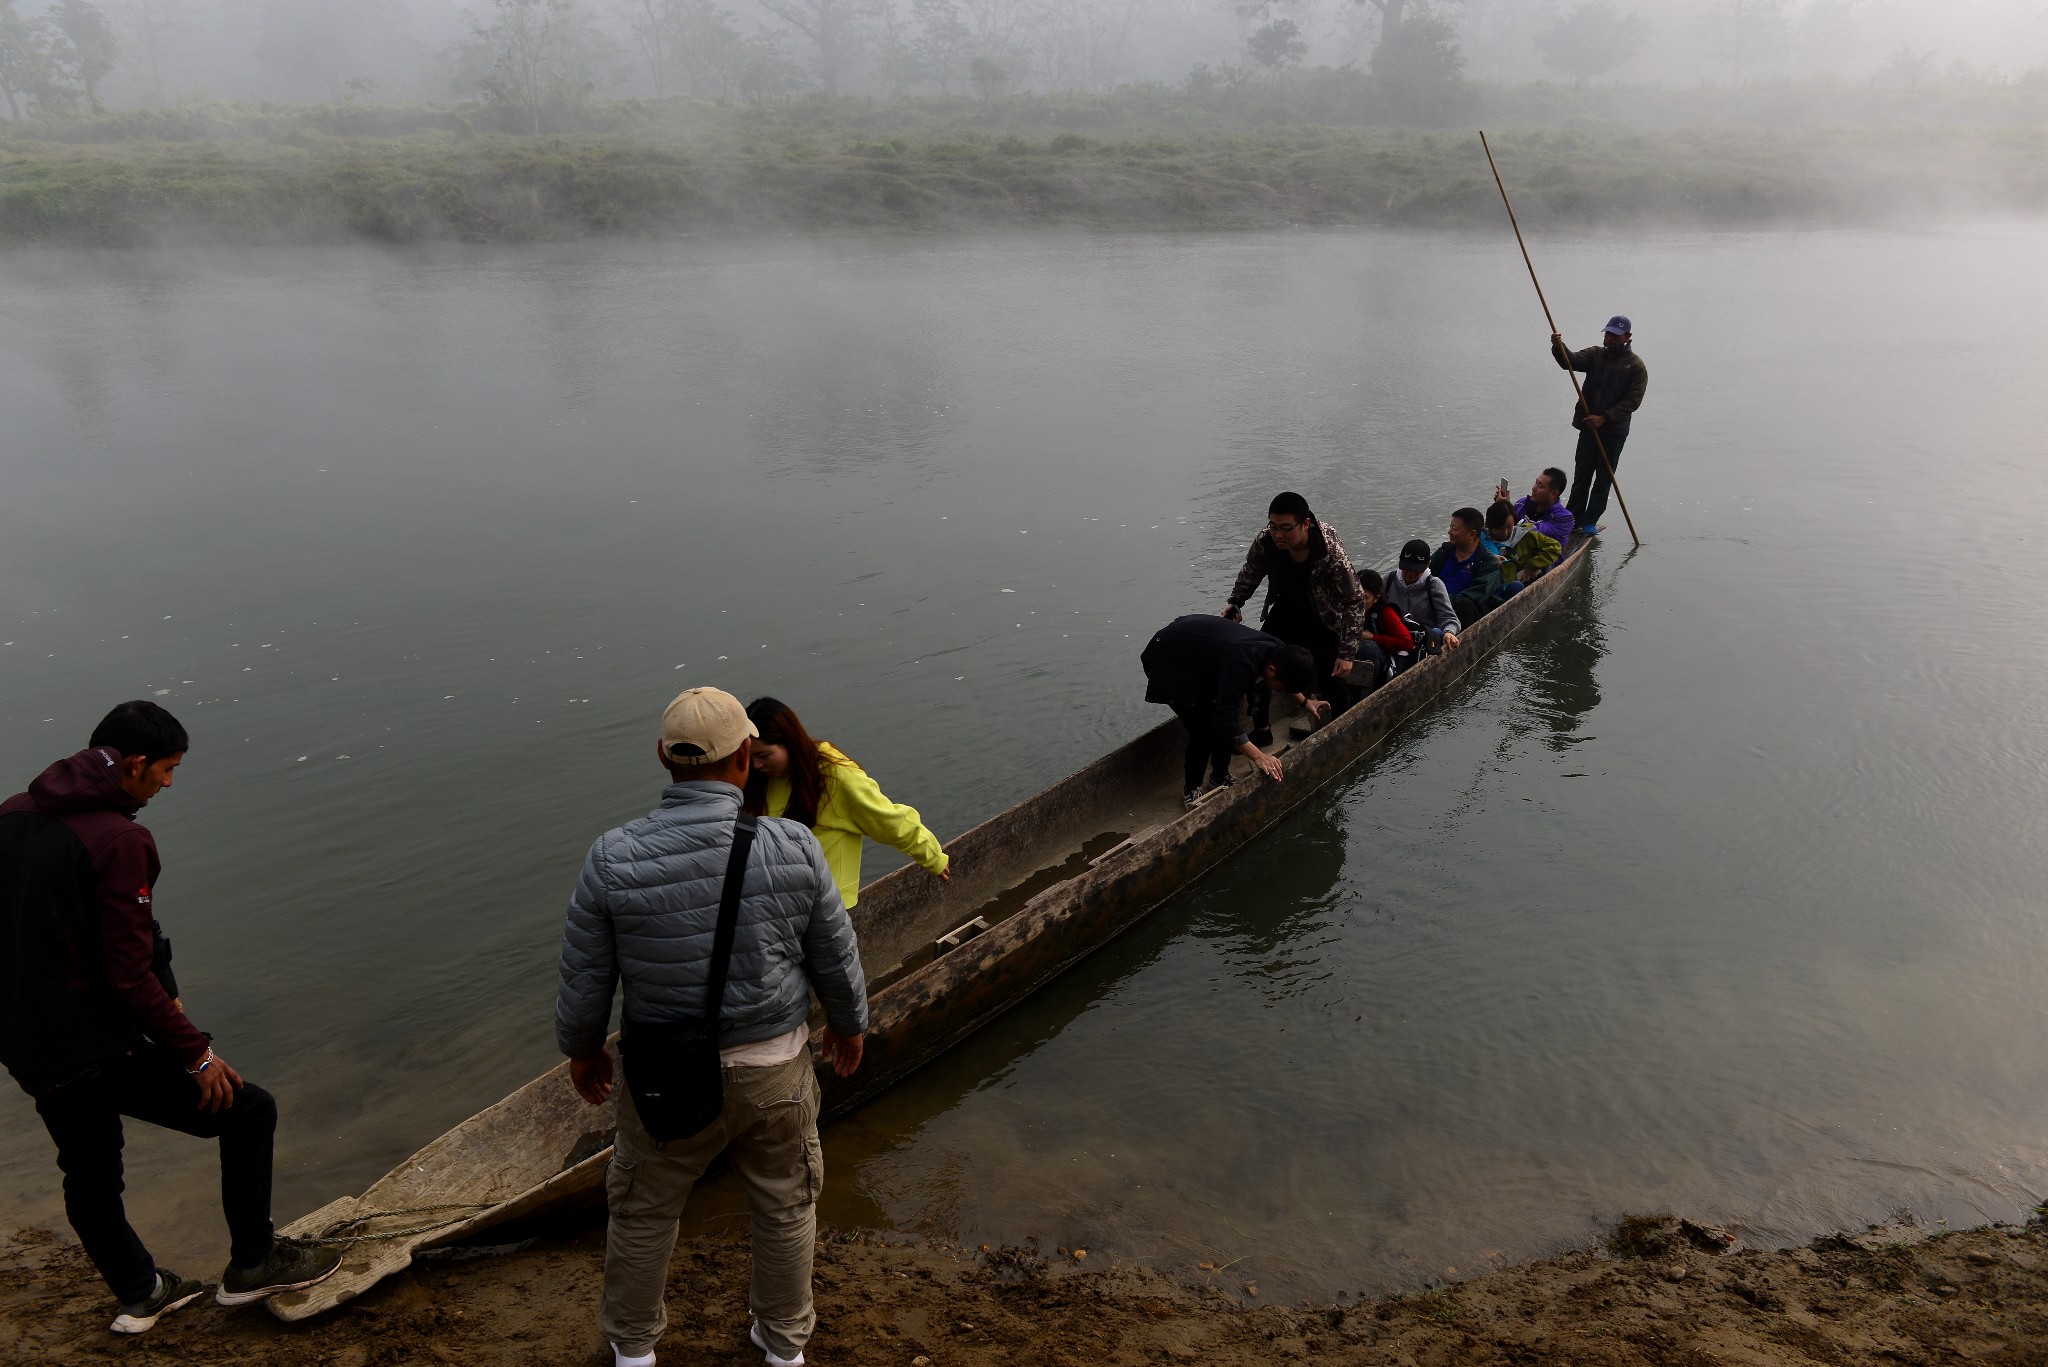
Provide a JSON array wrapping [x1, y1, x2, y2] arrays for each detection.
[[699, 812, 759, 1049]]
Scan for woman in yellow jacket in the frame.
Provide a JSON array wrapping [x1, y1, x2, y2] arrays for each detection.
[[742, 697, 950, 909]]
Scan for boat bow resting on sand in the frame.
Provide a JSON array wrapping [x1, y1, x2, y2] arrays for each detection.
[[267, 536, 1596, 1321]]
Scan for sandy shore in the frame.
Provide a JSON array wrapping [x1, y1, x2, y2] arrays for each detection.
[[4, 1211, 2043, 1364]]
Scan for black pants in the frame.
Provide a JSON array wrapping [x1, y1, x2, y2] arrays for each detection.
[[1249, 614, 1341, 732], [1167, 700, 1235, 792], [1568, 426, 1629, 526], [20, 1046, 277, 1301]]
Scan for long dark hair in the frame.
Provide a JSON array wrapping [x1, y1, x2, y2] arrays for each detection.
[[741, 697, 847, 828]]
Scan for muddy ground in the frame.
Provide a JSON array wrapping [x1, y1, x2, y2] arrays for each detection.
[[3, 1212, 2044, 1365]]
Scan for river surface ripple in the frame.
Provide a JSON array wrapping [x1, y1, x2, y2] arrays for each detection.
[[2, 225, 2045, 1298]]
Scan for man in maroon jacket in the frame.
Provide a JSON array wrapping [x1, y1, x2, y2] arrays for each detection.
[[1, 701, 339, 1334]]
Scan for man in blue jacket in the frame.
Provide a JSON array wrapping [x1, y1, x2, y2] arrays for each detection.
[[556, 687, 867, 1367], [1429, 507, 1505, 627]]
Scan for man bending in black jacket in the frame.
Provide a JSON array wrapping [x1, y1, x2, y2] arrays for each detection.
[[1141, 615, 1321, 810], [0, 702, 340, 1335]]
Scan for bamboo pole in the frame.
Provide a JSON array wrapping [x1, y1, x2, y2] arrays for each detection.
[[1478, 130, 1642, 548]]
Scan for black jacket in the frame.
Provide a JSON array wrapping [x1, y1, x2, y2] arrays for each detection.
[[1141, 615, 1280, 748], [1552, 340, 1648, 434]]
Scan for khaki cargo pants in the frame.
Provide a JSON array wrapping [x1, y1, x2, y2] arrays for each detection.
[[602, 1049, 824, 1361]]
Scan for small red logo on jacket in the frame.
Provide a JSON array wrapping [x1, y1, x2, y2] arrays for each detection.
[[136, 885, 151, 905]]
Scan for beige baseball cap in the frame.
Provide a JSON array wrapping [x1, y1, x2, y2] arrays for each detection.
[[660, 687, 757, 767]]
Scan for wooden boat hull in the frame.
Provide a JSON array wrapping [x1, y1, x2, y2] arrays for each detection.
[[830, 535, 1593, 1112], [271, 538, 1594, 1319]]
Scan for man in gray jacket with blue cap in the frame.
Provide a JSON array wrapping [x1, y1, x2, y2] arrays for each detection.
[[556, 686, 867, 1367]]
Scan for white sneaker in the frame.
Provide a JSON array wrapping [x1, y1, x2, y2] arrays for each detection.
[[750, 1320, 807, 1367], [611, 1345, 656, 1367]]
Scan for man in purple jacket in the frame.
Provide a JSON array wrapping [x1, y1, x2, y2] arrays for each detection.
[[0, 701, 339, 1334], [1495, 468, 1576, 549]]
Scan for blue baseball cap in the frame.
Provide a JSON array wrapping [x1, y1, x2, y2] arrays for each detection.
[[1603, 315, 1632, 335]]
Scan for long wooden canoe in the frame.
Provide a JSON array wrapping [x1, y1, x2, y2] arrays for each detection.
[[269, 537, 1595, 1319]]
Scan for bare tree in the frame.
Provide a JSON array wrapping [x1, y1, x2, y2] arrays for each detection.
[[967, 51, 1006, 101], [683, 0, 759, 97], [1357, 0, 1411, 43], [51, 0, 117, 113], [1372, 10, 1465, 120], [1871, 42, 1933, 89], [1218, 0, 1269, 62], [467, 0, 599, 134], [108, 0, 193, 105], [620, 0, 680, 94], [618, 0, 757, 98], [909, 0, 973, 92], [1038, 0, 1146, 91], [953, 0, 1038, 76], [873, 1, 920, 94], [1533, 2, 1647, 84], [754, 0, 876, 95], [1699, 0, 1787, 84]]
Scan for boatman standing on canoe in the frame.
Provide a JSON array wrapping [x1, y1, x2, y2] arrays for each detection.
[[555, 687, 867, 1367], [1551, 316, 1648, 536], [0, 701, 343, 1335]]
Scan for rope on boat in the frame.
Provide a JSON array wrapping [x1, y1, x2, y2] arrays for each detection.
[[302, 1202, 502, 1245]]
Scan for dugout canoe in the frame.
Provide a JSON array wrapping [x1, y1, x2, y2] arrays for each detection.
[[268, 536, 1596, 1320]]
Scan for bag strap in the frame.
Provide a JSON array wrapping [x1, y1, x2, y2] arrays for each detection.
[[700, 812, 759, 1049]]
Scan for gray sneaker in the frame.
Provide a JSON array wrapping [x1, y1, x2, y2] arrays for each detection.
[[213, 1235, 344, 1306], [111, 1269, 206, 1334]]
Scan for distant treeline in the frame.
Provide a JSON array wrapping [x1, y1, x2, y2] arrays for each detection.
[[8, 70, 2048, 145], [2, 84, 2045, 246]]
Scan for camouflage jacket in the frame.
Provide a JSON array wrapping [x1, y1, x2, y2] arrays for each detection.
[[1226, 519, 1369, 661]]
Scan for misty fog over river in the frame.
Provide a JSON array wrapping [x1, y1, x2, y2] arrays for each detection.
[[2, 225, 2045, 1298]]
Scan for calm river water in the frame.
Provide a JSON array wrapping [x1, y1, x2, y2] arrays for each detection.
[[3, 225, 2045, 1299]]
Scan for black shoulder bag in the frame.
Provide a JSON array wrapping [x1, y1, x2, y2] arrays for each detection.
[[618, 812, 759, 1144]]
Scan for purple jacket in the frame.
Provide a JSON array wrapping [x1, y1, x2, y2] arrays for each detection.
[[1514, 495, 1575, 548]]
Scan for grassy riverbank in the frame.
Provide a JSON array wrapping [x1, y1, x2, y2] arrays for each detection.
[[3, 88, 2046, 245], [6, 1212, 2046, 1364]]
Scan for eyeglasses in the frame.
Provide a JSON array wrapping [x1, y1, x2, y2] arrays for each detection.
[[1267, 521, 1304, 535]]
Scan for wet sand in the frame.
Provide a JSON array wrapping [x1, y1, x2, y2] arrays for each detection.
[[4, 1212, 2042, 1365]]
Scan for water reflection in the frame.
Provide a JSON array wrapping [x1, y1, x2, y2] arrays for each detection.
[[6, 230, 2048, 1298], [1187, 793, 1351, 970], [746, 337, 961, 479], [698, 787, 1374, 1273], [1511, 572, 1605, 752]]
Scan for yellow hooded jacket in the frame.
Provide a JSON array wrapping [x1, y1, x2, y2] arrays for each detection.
[[761, 742, 948, 909]]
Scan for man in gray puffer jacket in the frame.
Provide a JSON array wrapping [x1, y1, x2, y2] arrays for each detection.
[[556, 686, 867, 1367]]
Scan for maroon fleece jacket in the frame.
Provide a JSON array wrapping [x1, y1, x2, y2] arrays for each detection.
[[0, 748, 211, 1066]]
